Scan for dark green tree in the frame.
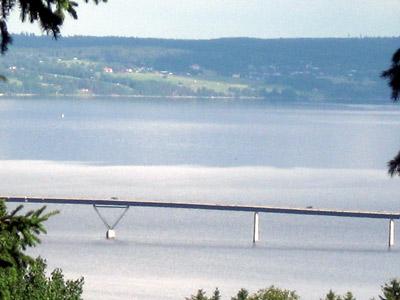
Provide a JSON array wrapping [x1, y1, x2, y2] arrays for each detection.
[[379, 279, 400, 300], [186, 289, 209, 300], [247, 286, 299, 300], [5, 257, 84, 300], [188, 286, 299, 300], [0, 201, 57, 269], [0, 0, 106, 54], [382, 49, 400, 176], [342, 292, 356, 300], [210, 288, 221, 300], [185, 288, 222, 300], [387, 151, 400, 177], [324, 290, 338, 300], [0, 200, 84, 299], [232, 288, 250, 300], [382, 50, 400, 102], [322, 290, 356, 300]]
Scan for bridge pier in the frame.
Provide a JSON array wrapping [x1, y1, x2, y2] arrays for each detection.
[[106, 229, 116, 239], [93, 204, 130, 239], [389, 219, 395, 248], [253, 212, 260, 243]]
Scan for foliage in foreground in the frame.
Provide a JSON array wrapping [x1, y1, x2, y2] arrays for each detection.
[[0, 200, 84, 299], [187, 279, 400, 300], [187, 286, 300, 300], [379, 279, 400, 300], [0, 0, 106, 54], [322, 290, 356, 300], [0, 257, 84, 300]]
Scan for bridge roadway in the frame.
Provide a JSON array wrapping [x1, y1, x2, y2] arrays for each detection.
[[4, 196, 400, 219], [3, 196, 400, 246]]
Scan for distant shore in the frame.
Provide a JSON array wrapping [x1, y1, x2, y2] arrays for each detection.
[[0, 93, 392, 105], [0, 93, 265, 100]]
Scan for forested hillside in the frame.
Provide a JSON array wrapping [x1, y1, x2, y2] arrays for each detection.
[[0, 34, 397, 102]]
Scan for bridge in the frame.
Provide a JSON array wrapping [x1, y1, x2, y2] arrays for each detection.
[[4, 196, 400, 247]]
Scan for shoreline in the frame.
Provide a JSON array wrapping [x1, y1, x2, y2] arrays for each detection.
[[0, 93, 265, 100], [0, 93, 392, 105]]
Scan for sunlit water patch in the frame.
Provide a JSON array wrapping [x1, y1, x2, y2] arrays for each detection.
[[2, 98, 400, 299]]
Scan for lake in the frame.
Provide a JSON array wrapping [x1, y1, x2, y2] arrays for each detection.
[[1, 97, 400, 299]]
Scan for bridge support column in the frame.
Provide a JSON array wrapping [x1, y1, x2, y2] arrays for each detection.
[[389, 219, 395, 248], [253, 212, 260, 243], [93, 204, 130, 240], [106, 229, 116, 239]]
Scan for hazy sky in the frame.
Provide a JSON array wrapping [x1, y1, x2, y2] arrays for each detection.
[[8, 0, 400, 39]]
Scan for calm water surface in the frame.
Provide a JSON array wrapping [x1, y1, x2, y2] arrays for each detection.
[[1, 97, 400, 299]]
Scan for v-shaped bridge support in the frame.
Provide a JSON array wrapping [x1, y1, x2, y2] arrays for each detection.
[[93, 204, 130, 239]]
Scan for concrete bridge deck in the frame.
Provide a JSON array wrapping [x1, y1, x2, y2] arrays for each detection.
[[3, 196, 399, 247], [4, 196, 400, 219]]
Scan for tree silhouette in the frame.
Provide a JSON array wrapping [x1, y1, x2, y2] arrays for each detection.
[[382, 49, 400, 102], [232, 288, 249, 300], [0, 201, 57, 269], [0, 200, 85, 299], [0, 0, 106, 54], [322, 290, 356, 300], [379, 279, 400, 300], [382, 49, 400, 176]]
